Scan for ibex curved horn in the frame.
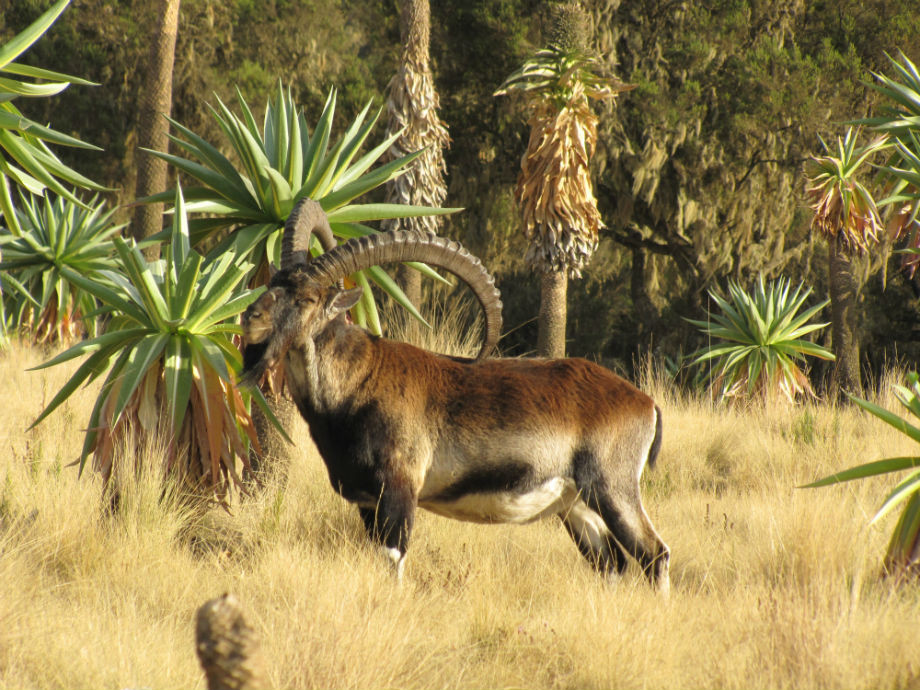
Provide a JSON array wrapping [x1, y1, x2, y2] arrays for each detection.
[[302, 231, 503, 360], [281, 199, 502, 359], [280, 199, 337, 269]]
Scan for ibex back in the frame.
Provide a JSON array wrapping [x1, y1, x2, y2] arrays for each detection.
[[241, 199, 669, 592]]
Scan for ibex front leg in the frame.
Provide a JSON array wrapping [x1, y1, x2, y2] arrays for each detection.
[[359, 485, 417, 580]]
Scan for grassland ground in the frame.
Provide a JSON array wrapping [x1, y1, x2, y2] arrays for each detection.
[[1, 340, 918, 689]]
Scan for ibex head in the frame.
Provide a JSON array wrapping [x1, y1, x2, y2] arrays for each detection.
[[240, 278, 362, 385], [240, 198, 502, 385]]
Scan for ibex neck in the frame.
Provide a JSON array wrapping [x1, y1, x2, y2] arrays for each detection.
[[306, 322, 377, 412]]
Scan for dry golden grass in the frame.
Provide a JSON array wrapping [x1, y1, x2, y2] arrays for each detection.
[[2, 340, 919, 689]]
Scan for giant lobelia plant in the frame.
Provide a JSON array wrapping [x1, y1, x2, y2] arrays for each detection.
[[0, 191, 122, 344], [803, 127, 886, 397], [859, 52, 920, 279], [0, 0, 105, 348], [805, 374, 920, 580], [494, 2, 633, 357], [805, 51, 920, 581], [30, 187, 270, 497], [687, 276, 835, 403], [140, 84, 457, 335], [0, 0, 104, 209]]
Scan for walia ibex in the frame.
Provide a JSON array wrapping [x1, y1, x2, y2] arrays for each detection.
[[241, 199, 669, 592]]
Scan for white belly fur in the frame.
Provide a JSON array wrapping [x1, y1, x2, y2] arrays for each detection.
[[419, 477, 578, 524]]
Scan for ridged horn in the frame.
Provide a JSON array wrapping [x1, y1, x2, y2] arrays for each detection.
[[280, 198, 337, 269], [303, 232, 503, 360]]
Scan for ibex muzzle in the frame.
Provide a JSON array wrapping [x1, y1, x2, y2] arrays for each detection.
[[241, 199, 669, 592]]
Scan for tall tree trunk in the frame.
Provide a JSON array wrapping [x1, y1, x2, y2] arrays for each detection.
[[828, 235, 862, 398], [396, 264, 422, 312], [538, 270, 567, 358], [383, 0, 449, 310], [131, 0, 180, 261], [630, 247, 657, 328]]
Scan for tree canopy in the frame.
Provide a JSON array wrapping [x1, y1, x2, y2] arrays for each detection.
[[3, 0, 920, 374]]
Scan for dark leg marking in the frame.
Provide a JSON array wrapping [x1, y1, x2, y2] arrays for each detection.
[[358, 487, 416, 555], [572, 447, 670, 588], [559, 512, 627, 575]]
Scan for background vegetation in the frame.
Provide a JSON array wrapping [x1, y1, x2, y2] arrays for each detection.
[[4, 0, 919, 375]]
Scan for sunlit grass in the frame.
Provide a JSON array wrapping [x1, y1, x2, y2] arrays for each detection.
[[1, 340, 918, 689]]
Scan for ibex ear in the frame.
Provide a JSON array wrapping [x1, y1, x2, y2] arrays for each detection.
[[262, 289, 279, 307], [325, 287, 363, 318]]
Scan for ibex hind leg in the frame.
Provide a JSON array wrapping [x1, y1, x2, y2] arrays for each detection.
[[592, 491, 670, 594], [559, 499, 627, 579], [359, 489, 416, 581], [574, 451, 670, 594]]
